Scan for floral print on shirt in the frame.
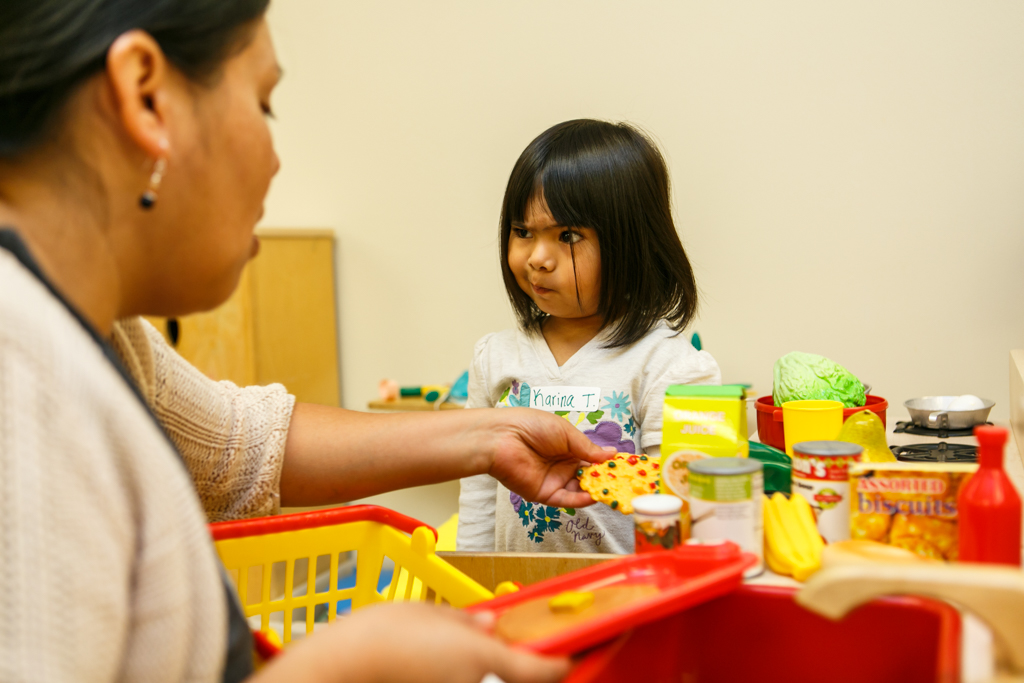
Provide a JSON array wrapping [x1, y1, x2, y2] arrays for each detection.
[[510, 493, 576, 543], [601, 391, 632, 422], [498, 382, 638, 545]]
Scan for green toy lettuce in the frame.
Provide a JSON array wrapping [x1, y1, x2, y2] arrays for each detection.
[[772, 351, 865, 408]]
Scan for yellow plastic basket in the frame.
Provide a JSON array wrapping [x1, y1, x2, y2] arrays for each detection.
[[210, 505, 493, 649]]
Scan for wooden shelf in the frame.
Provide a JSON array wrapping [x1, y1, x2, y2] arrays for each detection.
[[367, 397, 464, 411], [146, 230, 340, 406], [256, 227, 335, 239]]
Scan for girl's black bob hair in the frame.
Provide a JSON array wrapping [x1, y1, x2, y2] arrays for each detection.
[[499, 119, 699, 348], [0, 0, 270, 159]]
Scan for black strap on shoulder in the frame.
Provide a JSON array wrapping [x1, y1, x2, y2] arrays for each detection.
[[0, 229, 254, 682]]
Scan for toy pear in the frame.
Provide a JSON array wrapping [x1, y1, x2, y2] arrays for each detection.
[[837, 410, 895, 462]]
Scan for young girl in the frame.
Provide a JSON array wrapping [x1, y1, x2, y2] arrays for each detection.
[[457, 119, 721, 554]]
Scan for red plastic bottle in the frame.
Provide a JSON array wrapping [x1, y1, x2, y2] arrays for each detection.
[[957, 425, 1022, 565]]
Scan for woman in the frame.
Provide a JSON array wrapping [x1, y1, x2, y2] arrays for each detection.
[[0, 2, 610, 681]]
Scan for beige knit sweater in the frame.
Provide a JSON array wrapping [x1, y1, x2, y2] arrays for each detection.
[[0, 247, 295, 682]]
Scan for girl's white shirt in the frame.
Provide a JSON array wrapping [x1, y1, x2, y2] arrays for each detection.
[[457, 321, 720, 554]]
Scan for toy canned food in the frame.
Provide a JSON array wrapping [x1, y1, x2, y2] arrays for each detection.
[[661, 385, 748, 499], [850, 462, 977, 561], [791, 440, 862, 543], [688, 458, 764, 577], [633, 494, 687, 552]]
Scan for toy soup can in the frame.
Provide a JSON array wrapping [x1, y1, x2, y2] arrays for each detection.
[[688, 457, 764, 577], [791, 440, 863, 543], [633, 494, 688, 552]]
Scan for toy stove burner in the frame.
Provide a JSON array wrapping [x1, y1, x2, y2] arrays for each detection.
[[893, 421, 992, 440], [891, 442, 977, 463]]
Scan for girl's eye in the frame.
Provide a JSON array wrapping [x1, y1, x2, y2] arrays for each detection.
[[261, 102, 276, 119], [512, 228, 531, 239], [560, 230, 582, 244]]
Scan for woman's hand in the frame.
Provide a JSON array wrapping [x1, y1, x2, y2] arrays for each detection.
[[253, 602, 571, 683], [280, 404, 612, 508], [485, 408, 614, 509]]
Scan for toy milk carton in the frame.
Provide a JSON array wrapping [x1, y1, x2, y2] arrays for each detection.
[[849, 461, 977, 561], [660, 385, 748, 499]]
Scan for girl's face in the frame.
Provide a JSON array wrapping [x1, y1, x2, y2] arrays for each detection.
[[508, 194, 601, 321]]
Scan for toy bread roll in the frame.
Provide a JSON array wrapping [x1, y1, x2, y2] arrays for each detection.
[[822, 539, 933, 569]]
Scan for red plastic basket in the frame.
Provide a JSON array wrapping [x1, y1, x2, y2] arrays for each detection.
[[756, 394, 889, 452]]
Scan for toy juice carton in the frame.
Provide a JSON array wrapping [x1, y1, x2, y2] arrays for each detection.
[[660, 385, 748, 499], [849, 461, 978, 561]]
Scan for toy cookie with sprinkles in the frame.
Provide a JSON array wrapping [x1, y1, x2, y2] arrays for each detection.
[[577, 453, 661, 515]]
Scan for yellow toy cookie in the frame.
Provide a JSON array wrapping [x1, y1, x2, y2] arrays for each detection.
[[577, 453, 661, 515]]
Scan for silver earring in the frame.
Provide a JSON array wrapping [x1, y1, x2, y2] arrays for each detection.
[[139, 158, 167, 210]]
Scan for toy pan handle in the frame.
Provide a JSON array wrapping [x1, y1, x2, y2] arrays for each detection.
[[209, 504, 438, 542], [798, 562, 1024, 675]]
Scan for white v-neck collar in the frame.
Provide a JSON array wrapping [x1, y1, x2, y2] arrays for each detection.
[[527, 324, 611, 379]]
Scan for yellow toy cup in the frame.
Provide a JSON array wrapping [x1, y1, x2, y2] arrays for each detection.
[[779, 400, 844, 456]]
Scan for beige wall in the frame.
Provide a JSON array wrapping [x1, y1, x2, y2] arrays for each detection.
[[262, 1, 1024, 421]]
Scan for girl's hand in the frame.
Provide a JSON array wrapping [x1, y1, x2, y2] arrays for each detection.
[[253, 602, 571, 683], [486, 407, 614, 509]]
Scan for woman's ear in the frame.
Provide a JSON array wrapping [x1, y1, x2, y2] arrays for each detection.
[[105, 30, 172, 158]]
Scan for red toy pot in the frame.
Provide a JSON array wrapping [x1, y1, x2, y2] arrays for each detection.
[[755, 395, 889, 452]]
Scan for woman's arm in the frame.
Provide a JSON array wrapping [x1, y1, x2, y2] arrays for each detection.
[[280, 404, 610, 509], [251, 602, 568, 683], [113, 318, 295, 521], [117, 318, 607, 514]]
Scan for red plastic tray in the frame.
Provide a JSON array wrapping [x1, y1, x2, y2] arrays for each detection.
[[466, 542, 756, 655], [566, 584, 961, 683]]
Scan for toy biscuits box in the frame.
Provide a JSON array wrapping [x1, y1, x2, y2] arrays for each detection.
[[849, 462, 977, 561], [660, 385, 748, 499]]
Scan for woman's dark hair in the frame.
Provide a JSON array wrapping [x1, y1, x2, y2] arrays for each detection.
[[0, 0, 270, 158], [499, 119, 699, 348]]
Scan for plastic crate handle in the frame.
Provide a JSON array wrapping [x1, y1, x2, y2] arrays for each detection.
[[210, 504, 438, 541]]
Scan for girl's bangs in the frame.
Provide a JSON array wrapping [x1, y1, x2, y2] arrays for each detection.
[[539, 153, 615, 233]]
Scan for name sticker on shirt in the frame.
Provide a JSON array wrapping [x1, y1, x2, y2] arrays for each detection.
[[530, 386, 601, 412]]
